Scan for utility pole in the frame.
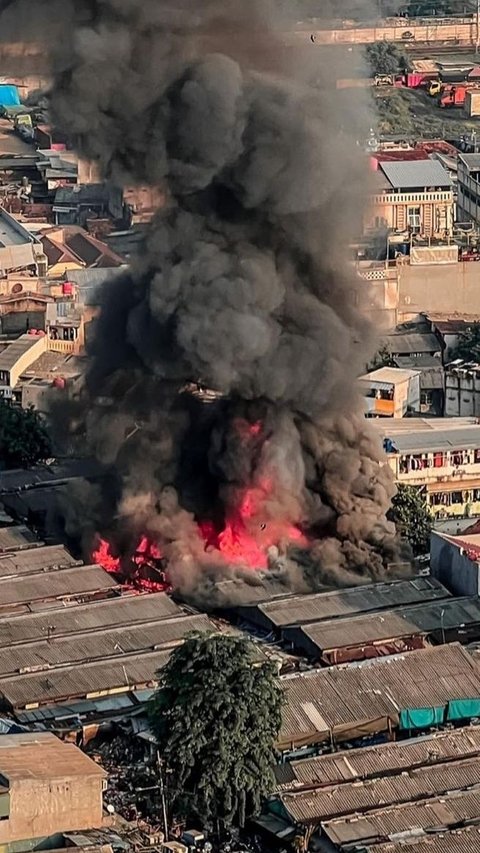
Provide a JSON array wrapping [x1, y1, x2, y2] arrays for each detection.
[[157, 752, 169, 842]]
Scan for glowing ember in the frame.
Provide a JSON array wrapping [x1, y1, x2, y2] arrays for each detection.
[[93, 535, 170, 593]]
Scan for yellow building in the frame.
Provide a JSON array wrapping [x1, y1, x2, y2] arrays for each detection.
[[373, 417, 480, 518], [365, 159, 454, 237]]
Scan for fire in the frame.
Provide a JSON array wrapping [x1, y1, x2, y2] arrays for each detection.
[[92, 536, 170, 593]]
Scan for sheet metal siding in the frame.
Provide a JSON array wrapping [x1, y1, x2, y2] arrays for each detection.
[[324, 789, 480, 847], [276, 727, 480, 790], [280, 757, 480, 823], [379, 159, 453, 189], [253, 579, 449, 630], [280, 644, 480, 744], [0, 591, 181, 646], [0, 526, 40, 553], [0, 613, 214, 676]]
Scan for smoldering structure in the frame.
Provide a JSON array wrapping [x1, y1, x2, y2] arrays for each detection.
[[4, 0, 400, 603]]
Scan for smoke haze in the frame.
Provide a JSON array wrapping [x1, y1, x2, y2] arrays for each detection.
[[1, 0, 401, 603]]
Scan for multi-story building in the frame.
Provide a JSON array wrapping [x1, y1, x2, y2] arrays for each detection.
[[358, 366, 420, 417], [445, 360, 480, 416], [365, 159, 454, 236], [374, 418, 480, 517], [457, 153, 480, 225]]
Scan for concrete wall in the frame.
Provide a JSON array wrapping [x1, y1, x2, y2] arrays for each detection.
[[430, 532, 480, 597], [307, 18, 477, 46], [0, 776, 103, 844], [445, 368, 480, 417]]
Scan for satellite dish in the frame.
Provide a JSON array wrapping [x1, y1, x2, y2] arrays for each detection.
[[107, 804, 115, 815]]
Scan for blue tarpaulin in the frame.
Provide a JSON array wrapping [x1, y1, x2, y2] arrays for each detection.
[[0, 85, 20, 107], [399, 706, 445, 731]]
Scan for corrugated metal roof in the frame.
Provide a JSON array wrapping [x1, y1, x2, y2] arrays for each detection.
[[0, 335, 42, 372], [0, 647, 173, 709], [358, 367, 419, 385], [285, 596, 480, 654], [242, 579, 449, 630], [379, 159, 453, 189], [275, 726, 480, 791], [0, 564, 117, 608], [385, 332, 442, 356], [0, 545, 80, 577], [324, 788, 480, 847], [0, 732, 106, 781], [0, 525, 41, 553], [280, 757, 480, 823], [0, 612, 215, 676], [0, 590, 181, 646], [280, 644, 480, 748], [380, 425, 480, 454], [370, 826, 480, 853]]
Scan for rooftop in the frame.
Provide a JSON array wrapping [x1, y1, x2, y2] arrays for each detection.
[[323, 789, 480, 849], [283, 596, 480, 656], [274, 725, 480, 791], [0, 590, 181, 647], [371, 417, 480, 454], [0, 524, 41, 553], [236, 578, 449, 631], [384, 331, 442, 356], [379, 159, 453, 190], [370, 827, 480, 853], [459, 152, 480, 171], [279, 756, 480, 824], [0, 208, 37, 248], [280, 643, 480, 748], [358, 366, 420, 385], [0, 564, 117, 611], [0, 545, 80, 578], [0, 335, 44, 374], [0, 732, 106, 782]]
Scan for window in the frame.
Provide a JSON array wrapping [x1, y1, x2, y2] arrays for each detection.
[[451, 491, 464, 504], [421, 391, 433, 406], [408, 206, 421, 232], [433, 451, 446, 468], [474, 449, 480, 464]]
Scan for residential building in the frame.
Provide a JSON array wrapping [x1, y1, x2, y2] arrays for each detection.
[[431, 528, 480, 597], [0, 207, 42, 274], [394, 354, 445, 415], [0, 732, 106, 843], [445, 360, 480, 416], [0, 332, 47, 399], [373, 417, 480, 517], [358, 366, 420, 417], [457, 153, 480, 225], [365, 159, 454, 237]]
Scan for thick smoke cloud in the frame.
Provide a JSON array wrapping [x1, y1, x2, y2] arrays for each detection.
[[3, 0, 402, 602]]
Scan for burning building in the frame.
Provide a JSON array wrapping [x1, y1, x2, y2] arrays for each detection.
[[3, 0, 400, 602]]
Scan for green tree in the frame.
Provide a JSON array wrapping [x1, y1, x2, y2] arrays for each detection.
[[450, 323, 480, 363], [149, 632, 283, 830], [388, 484, 432, 556], [0, 401, 51, 469], [366, 41, 409, 76], [369, 343, 396, 370]]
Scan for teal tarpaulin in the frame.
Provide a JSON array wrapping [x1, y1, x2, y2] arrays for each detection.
[[447, 698, 480, 721], [399, 706, 445, 731], [0, 85, 20, 107]]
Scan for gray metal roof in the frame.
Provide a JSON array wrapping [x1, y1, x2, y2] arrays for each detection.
[[394, 355, 445, 391], [238, 578, 450, 630], [0, 564, 117, 610], [324, 789, 480, 848], [0, 647, 174, 709], [459, 153, 480, 171], [0, 613, 215, 678], [0, 590, 181, 646], [379, 159, 453, 189], [285, 596, 480, 654], [385, 332, 442, 355], [0, 545, 80, 578], [280, 644, 480, 748], [385, 425, 480, 454], [0, 525, 42, 553], [274, 726, 480, 792], [279, 756, 480, 824], [370, 827, 480, 853]]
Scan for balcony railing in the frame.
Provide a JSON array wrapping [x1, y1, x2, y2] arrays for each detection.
[[371, 192, 452, 205], [47, 339, 76, 354]]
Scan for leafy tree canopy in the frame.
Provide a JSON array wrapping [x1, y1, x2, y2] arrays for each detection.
[[149, 632, 283, 830], [366, 41, 409, 76], [0, 401, 51, 469], [388, 484, 432, 556], [450, 323, 480, 363]]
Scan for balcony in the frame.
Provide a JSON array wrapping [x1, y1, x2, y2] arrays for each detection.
[[47, 339, 76, 354], [371, 191, 452, 205]]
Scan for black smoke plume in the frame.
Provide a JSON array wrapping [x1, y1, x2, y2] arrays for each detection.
[[2, 0, 401, 603]]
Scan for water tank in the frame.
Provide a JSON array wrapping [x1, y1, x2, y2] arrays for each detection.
[[52, 377, 66, 389], [62, 281, 74, 295]]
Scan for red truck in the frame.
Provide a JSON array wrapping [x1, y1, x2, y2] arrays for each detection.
[[439, 85, 480, 108]]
